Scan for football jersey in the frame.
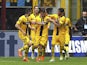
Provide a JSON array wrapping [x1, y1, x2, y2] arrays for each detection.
[[16, 15, 29, 36]]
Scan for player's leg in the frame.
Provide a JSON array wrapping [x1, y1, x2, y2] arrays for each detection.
[[23, 45, 29, 62], [49, 36, 56, 62], [31, 31, 36, 59], [18, 36, 32, 61], [35, 36, 41, 62], [64, 34, 70, 59], [31, 45, 35, 59], [59, 35, 65, 60], [23, 36, 32, 62], [36, 44, 43, 62], [40, 37, 48, 61], [18, 44, 29, 56], [41, 45, 45, 61], [59, 45, 64, 60]]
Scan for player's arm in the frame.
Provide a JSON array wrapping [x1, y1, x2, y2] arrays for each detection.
[[28, 16, 36, 24], [47, 18, 59, 27], [64, 18, 70, 26], [65, 18, 72, 29], [58, 16, 66, 26], [15, 23, 26, 36], [28, 24, 35, 30], [24, 22, 35, 30], [35, 22, 43, 25], [48, 22, 50, 28], [35, 18, 45, 25], [15, 18, 26, 35]]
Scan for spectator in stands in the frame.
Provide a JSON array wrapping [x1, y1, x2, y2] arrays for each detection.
[[74, 11, 87, 36]]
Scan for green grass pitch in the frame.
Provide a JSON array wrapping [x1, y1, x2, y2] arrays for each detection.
[[0, 57, 87, 65]]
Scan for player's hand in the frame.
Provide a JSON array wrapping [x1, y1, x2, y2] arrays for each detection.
[[48, 26, 50, 29], [31, 20, 36, 24], [42, 22, 45, 25], [31, 27, 35, 30], [22, 31, 26, 36], [32, 22, 36, 24], [36, 22, 42, 25]]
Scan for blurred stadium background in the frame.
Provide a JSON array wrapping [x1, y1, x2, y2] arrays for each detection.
[[0, 0, 87, 65], [0, 0, 87, 30]]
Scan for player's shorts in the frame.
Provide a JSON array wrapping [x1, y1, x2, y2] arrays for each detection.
[[52, 35, 60, 46], [40, 36, 48, 46], [56, 34, 65, 46], [65, 33, 70, 45], [34, 36, 41, 46], [52, 34, 65, 46], [31, 30, 36, 44], [34, 36, 48, 46], [18, 34, 30, 45]]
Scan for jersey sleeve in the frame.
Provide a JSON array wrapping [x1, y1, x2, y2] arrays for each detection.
[[69, 20, 72, 27], [48, 14, 58, 20], [45, 16, 51, 27], [48, 22, 51, 27], [16, 16, 23, 25], [66, 18, 72, 27], [28, 15, 32, 22], [36, 16, 41, 22], [59, 16, 66, 25]]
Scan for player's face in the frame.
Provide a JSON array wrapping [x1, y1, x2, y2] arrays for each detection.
[[57, 10, 62, 16], [34, 7, 39, 14], [40, 12, 45, 17], [27, 12, 31, 16], [25, 12, 31, 17], [82, 12, 87, 18]]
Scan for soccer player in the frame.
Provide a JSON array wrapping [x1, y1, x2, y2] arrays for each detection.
[[49, 8, 67, 62], [35, 8, 51, 62], [64, 17, 72, 60], [15, 9, 34, 62], [28, 6, 40, 59]]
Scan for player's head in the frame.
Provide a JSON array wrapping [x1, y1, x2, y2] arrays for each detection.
[[34, 6, 39, 14], [40, 8, 47, 17], [58, 8, 65, 16], [82, 10, 87, 18], [25, 8, 31, 16]]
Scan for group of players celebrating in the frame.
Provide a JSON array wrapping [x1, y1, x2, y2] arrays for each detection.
[[15, 6, 71, 62]]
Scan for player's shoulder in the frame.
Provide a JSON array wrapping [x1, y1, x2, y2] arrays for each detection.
[[45, 15, 50, 19], [48, 14, 58, 19], [29, 13, 34, 17], [66, 17, 70, 21], [19, 15, 25, 20], [66, 17, 70, 20], [60, 16, 66, 20], [48, 14, 58, 17], [36, 15, 41, 21], [19, 15, 25, 18]]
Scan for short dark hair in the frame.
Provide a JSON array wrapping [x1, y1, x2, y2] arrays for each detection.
[[82, 10, 87, 12], [58, 8, 64, 13], [40, 8, 47, 13], [25, 8, 31, 14]]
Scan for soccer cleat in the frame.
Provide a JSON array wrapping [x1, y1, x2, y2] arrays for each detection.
[[40, 56, 45, 61], [18, 49, 22, 58], [31, 53, 35, 59], [36, 57, 41, 62], [60, 55, 63, 61], [65, 52, 69, 60], [23, 57, 29, 62], [49, 58, 55, 62]]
